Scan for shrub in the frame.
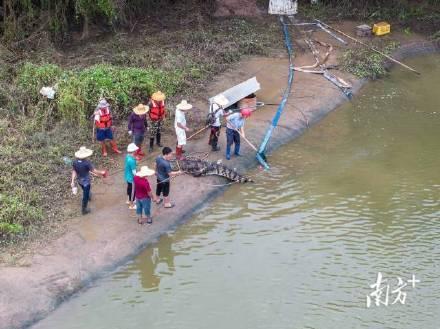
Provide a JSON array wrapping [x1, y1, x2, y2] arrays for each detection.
[[340, 42, 399, 79], [16, 63, 185, 126]]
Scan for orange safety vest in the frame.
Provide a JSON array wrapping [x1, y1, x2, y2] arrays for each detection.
[[95, 108, 113, 129], [149, 100, 165, 121]]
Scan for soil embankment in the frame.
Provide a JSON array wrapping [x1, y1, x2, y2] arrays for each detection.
[[0, 27, 438, 329]]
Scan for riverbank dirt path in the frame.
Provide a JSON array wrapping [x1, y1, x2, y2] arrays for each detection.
[[0, 22, 435, 329]]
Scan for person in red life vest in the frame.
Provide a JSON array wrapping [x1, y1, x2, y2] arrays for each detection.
[[94, 99, 122, 157], [128, 104, 149, 160], [148, 91, 166, 153]]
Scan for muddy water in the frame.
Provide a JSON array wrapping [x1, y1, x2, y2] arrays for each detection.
[[33, 55, 439, 329]]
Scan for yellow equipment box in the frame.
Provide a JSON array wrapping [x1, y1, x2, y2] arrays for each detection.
[[373, 22, 391, 36]]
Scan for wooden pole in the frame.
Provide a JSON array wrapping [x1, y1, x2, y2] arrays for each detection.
[[315, 20, 421, 75], [187, 125, 210, 140], [235, 129, 259, 152]]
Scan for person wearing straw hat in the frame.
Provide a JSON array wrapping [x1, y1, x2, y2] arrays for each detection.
[[94, 98, 122, 157], [208, 94, 229, 152], [133, 166, 156, 225], [148, 91, 167, 153], [71, 146, 107, 215], [225, 108, 252, 160], [128, 103, 149, 159], [125, 142, 139, 210], [174, 100, 193, 160]]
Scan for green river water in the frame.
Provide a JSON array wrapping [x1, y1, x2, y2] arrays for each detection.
[[32, 55, 440, 329]]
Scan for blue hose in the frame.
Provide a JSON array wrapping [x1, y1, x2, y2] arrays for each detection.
[[256, 16, 295, 170]]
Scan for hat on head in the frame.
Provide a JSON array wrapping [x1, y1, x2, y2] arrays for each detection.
[[75, 146, 93, 159], [151, 91, 166, 102], [136, 165, 155, 177], [212, 94, 229, 107], [98, 99, 110, 108], [127, 143, 139, 153], [133, 104, 149, 115], [176, 100, 193, 111], [240, 108, 252, 118]]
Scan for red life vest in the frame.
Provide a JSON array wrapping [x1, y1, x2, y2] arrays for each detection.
[[95, 108, 113, 129], [149, 100, 165, 121]]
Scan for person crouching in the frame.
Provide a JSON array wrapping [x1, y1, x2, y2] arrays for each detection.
[[174, 100, 193, 160], [133, 166, 156, 225]]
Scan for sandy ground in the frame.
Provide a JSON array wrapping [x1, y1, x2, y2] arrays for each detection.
[[0, 21, 438, 329]]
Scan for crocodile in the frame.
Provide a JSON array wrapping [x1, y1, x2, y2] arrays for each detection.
[[170, 159, 253, 183]]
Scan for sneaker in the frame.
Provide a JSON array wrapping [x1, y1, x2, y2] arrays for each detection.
[[212, 146, 221, 152], [128, 204, 137, 210], [81, 208, 91, 215]]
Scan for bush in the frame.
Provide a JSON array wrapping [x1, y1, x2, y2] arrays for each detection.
[[340, 42, 399, 79], [17, 63, 184, 126]]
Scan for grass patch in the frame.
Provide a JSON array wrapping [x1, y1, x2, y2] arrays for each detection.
[[340, 41, 399, 79]]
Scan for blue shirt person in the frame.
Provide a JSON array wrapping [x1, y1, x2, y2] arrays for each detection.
[[225, 108, 252, 160], [71, 146, 107, 215]]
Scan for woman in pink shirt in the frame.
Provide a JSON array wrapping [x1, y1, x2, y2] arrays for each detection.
[[134, 166, 157, 225]]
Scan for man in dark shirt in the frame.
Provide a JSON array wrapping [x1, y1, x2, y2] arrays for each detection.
[[155, 147, 182, 208], [71, 146, 107, 215]]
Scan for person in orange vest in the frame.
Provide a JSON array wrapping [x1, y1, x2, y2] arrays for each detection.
[[148, 91, 166, 153], [94, 99, 122, 156]]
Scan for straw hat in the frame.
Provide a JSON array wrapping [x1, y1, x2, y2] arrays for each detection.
[[213, 94, 229, 107], [136, 165, 155, 177], [133, 104, 149, 115], [98, 99, 110, 108], [176, 100, 193, 111], [127, 143, 139, 153], [151, 91, 166, 102], [75, 146, 93, 159]]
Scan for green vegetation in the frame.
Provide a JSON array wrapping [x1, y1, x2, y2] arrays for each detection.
[[299, 0, 440, 35], [340, 41, 399, 79], [17, 63, 184, 125]]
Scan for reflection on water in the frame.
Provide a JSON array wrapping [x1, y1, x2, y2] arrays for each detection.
[[32, 55, 440, 329], [113, 235, 176, 292]]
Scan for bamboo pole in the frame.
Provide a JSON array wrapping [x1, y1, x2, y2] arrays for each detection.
[[315, 19, 421, 75], [187, 125, 210, 140], [235, 129, 259, 152]]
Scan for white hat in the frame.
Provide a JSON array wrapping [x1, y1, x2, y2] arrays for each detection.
[[212, 94, 229, 107], [98, 99, 110, 108], [75, 146, 93, 159], [136, 166, 155, 177], [176, 100, 193, 111], [127, 143, 139, 153]]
